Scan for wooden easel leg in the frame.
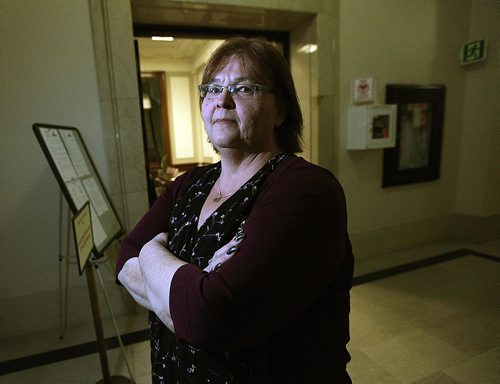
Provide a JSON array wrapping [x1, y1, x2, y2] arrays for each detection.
[[86, 265, 111, 383]]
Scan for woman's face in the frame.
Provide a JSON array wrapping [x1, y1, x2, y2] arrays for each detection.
[[201, 56, 285, 154]]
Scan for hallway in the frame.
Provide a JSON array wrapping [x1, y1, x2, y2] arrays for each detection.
[[1, 239, 499, 383]]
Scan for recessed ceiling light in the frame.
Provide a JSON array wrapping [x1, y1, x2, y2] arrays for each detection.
[[297, 44, 318, 54], [151, 36, 174, 42]]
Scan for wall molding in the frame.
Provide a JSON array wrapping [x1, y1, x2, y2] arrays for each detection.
[[350, 213, 500, 260]]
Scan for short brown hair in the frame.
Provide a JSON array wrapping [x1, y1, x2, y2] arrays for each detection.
[[200, 37, 303, 153]]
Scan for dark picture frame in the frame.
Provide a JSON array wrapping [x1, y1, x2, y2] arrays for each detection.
[[383, 85, 446, 187]]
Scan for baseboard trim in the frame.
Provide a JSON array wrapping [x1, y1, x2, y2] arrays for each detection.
[[350, 213, 500, 260]]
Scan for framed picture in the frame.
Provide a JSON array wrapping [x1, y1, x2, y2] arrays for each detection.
[[382, 85, 446, 187]]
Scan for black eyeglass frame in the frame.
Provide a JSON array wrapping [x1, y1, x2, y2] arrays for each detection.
[[198, 83, 273, 99]]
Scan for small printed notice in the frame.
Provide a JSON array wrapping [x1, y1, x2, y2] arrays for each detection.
[[89, 203, 107, 249], [66, 179, 89, 210], [40, 128, 78, 182], [60, 130, 90, 178], [72, 202, 94, 274], [353, 78, 374, 103], [82, 177, 109, 216]]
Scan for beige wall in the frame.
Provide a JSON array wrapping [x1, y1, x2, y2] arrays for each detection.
[[338, 0, 470, 233], [456, 0, 500, 217], [0, 0, 107, 336], [336, 0, 499, 253]]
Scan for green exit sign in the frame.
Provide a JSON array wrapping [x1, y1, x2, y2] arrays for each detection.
[[461, 39, 487, 65]]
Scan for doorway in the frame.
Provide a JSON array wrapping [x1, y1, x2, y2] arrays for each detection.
[[87, 0, 320, 231], [134, 29, 290, 202]]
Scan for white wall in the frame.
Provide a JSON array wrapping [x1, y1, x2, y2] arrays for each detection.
[[0, 0, 108, 336]]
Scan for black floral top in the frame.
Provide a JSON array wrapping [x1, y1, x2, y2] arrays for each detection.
[[150, 153, 288, 383]]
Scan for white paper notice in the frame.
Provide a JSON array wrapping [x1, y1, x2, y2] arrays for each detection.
[[82, 177, 109, 216], [60, 130, 90, 178], [66, 180, 89, 210], [89, 204, 107, 248], [40, 128, 77, 182]]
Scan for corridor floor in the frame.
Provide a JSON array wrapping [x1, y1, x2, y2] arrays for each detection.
[[1, 239, 499, 383]]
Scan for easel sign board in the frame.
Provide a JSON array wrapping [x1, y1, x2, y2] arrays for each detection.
[[33, 123, 123, 256], [72, 202, 94, 274]]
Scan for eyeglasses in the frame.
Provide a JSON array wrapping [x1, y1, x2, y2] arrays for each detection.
[[198, 83, 272, 99]]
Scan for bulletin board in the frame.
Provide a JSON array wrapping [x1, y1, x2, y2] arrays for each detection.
[[33, 123, 123, 256]]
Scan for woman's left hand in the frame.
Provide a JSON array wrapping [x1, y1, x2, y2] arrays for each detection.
[[204, 232, 245, 272]]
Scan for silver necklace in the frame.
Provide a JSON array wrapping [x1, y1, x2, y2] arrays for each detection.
[[213, 178, 238, 203]]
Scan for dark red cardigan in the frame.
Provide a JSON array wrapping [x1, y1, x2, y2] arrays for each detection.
[[117, 156, 353, 382]]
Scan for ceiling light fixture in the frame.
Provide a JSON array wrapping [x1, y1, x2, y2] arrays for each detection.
[[297, 44, 318, 54], [151, 36, 174, 42]]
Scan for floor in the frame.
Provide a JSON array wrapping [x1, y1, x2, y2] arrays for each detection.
[[1, 239, 499, 384]]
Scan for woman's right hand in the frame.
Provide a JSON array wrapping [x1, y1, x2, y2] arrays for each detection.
[[204, 231, 245, 272]]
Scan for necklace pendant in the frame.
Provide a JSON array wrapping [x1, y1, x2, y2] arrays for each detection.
[[213, 196, 223, 203]]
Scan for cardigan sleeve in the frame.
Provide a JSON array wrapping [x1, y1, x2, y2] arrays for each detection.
[[115, 168, 207, 280], [115, 191, 173, 279], [170, 161, 350, 351]]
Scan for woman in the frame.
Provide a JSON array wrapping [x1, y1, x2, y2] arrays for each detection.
[[117, 37, 353, 383]]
